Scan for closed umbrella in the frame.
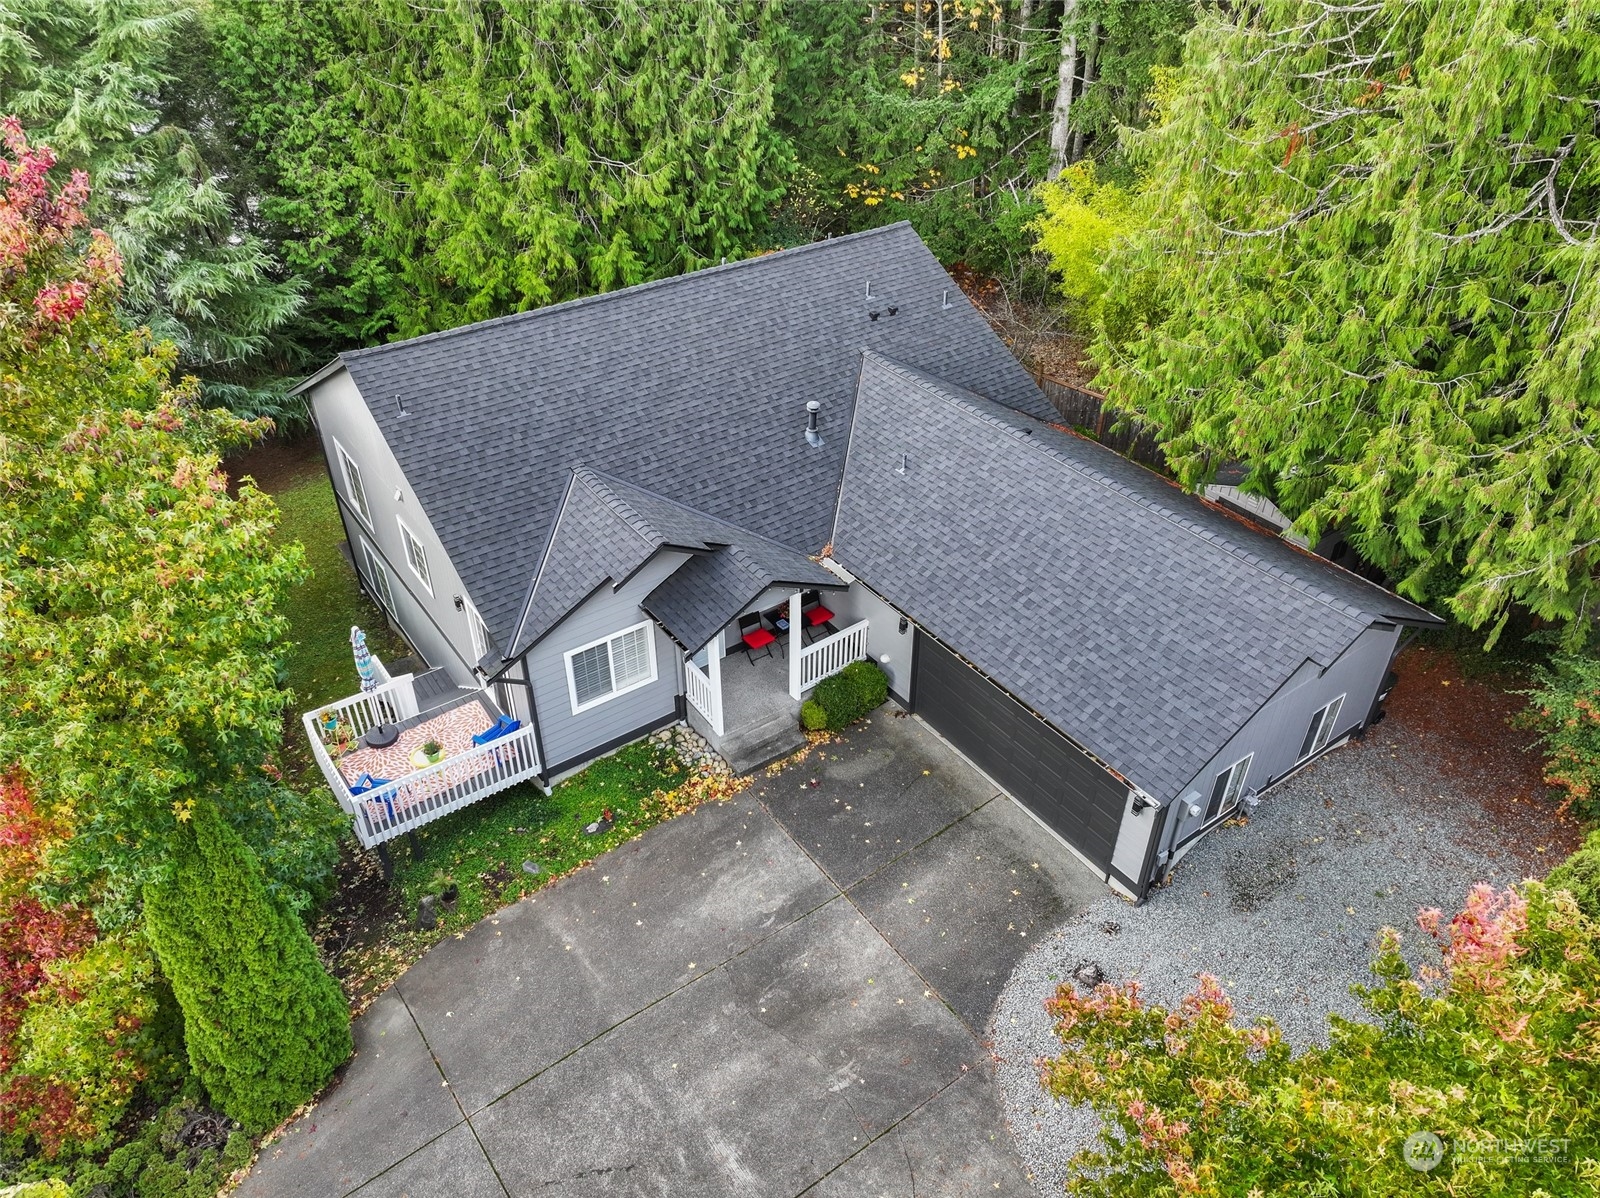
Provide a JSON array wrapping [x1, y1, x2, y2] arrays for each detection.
[[351, 625, 380, 693]]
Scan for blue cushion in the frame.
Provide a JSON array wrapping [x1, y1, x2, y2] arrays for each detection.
[[473, 716, 523, 746]]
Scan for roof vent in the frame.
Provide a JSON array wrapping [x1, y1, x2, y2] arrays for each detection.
[[869, 310, 880, 321], [805, 400, 824, 448], [395, 393, 408, 416], [942, 289, 953, 310], [896, 453, 908, 475], [887, 305, 898, 316]]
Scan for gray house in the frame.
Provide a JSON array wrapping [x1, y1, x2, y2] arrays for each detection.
[[294, 222, 1439, 899]]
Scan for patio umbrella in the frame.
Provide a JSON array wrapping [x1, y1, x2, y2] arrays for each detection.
[[351, 625, 381, 693]]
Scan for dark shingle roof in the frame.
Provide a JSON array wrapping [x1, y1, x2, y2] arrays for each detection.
[[514, 468, 836, 656], [329, 223, 1050, 641], [832, 354, 1439, 799], [643, 543, 840, 654]]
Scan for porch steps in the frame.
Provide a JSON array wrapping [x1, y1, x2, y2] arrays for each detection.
[[413, 667, 478, 715], [718, 711, 804, 775]]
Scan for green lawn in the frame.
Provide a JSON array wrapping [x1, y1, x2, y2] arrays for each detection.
[[265, 455, 410, 713], [389, 739, 688, 925]]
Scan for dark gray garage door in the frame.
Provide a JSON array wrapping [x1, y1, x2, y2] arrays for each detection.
[[911, 634, 1124, 872]]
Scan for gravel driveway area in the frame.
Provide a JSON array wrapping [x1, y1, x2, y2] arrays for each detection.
[[991, 714, 1575, 1195]]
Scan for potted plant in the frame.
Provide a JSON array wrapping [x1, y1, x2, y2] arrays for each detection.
[[411, 739, 447, 770], [431, 870, 459, 914]]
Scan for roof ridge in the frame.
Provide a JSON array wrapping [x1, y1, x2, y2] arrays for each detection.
[[580, 465, 808, 557], [860, 353, 1383, 628], [571, 466, 666, 551], [340, 223, 916, 363]]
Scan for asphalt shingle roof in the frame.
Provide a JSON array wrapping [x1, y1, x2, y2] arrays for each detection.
[[832, 354, 1439, 800], [330, 223, 1050, 642], [514, 468, 836, 656]]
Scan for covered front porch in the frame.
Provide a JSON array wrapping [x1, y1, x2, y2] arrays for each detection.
[[682, 588, 870, 771], [303, 672, 542, 849]]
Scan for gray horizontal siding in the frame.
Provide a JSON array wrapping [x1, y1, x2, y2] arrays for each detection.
[[526, 551, 688, 770]]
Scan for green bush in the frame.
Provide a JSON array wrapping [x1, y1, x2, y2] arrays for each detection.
[[1515, 652, 1600, 818], [67, 1094, 251, 1198], [799, 700, 829, 731], [811, 661, 889, 730], [2, 1181, 70, 1198], [1546, 829, 1600, 921], [143, 801, 352, 1132]]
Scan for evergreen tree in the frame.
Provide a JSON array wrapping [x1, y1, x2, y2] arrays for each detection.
[[212, 0, 791, 342], [1090, 0, 1600, 638], [142, 800, 350, 1132], [0, 0, 306, 423]]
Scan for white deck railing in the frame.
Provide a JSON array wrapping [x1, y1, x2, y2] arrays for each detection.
[[685, 656, 724, 736], [349, 725, 541, 848], [300, 678, 542, 848], [799, 619, 870, 692]]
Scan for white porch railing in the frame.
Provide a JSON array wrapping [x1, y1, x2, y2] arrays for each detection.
[[685, 655, 724, 736], [300, 678, 542, 848], [348, 726, 541, 848], [301, 675, 420, 806], [799, 619, 870, 692]]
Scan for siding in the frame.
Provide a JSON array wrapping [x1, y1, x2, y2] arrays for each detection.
[[308, 368, 491, 687], [1161, 622, 1402, 854], [823, 575, 916, 701], [525, 551, 689, 771]]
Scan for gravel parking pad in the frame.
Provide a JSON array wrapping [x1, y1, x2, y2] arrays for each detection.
[[991, 718, 1574, 1196]]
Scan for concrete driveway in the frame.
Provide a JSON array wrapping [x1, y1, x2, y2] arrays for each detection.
[[239, 712, 1104, 1197]]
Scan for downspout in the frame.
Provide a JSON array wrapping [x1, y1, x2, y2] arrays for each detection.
[[1133, 799, 1174, 905], [487, 653, 551, 793]]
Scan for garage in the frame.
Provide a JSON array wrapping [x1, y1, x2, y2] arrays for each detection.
[[910, 633, 1126, 872]]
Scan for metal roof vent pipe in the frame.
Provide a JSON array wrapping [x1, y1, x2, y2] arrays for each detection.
[[805, 400, 825, 448]]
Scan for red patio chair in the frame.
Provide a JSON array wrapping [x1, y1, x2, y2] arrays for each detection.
[[737, 611, 776, 664]]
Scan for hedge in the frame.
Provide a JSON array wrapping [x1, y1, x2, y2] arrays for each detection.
[[143, 802, 352, 1132], [810, 661, 889, 730]]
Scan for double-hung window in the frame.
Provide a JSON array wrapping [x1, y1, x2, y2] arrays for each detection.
[[397, 517, 432, 593], [464, 598, 492, 663], [360, 538, 396, 616], [565, 622, 656, 713], [1206, 754, 1253, 822], [335, 441, 372, 527], [1298, 696, 1346, 762]]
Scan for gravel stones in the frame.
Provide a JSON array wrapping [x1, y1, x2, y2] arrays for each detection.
[[990, 719, 1568, 1196]]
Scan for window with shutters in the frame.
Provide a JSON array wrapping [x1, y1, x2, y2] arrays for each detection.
[[564, 621, 656, 713]]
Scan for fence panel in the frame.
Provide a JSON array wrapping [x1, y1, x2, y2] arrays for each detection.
[[1029, 369, 1169, 475]]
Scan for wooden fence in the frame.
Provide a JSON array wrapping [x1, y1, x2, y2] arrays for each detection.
[[1027, 369, 1169, 475]]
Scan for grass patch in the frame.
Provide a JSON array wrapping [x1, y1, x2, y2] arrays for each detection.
[[267, 460, 409, 714], [325, 739, 706, 1005], [393, 740, 687, 922]]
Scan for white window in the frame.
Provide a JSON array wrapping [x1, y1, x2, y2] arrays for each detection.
[[359, 538, 395, 616], [335, 441, 372, 528], [464, 598, 492, 663], [564, 621, 656, 713], [397, 517, 432, 594], [1298, 695, 1346, 762], [1206, 754, 1253, 822]]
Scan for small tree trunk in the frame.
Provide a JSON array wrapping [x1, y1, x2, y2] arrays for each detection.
[[1016, 0, 1036, 62], [1069, 20, 1101, 163], [1047, 0, 1080, 179]]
